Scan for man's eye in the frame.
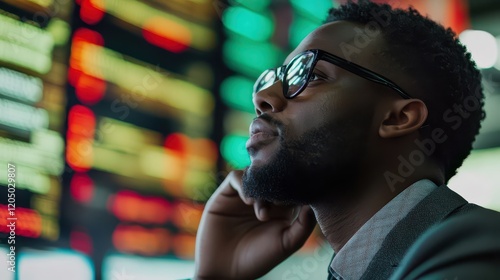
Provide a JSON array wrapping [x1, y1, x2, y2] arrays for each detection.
[[308, 73, 325, 82]]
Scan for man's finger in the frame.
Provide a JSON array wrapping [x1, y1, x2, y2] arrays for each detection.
[[224, 170, 255, 205], [282, 205, 317, 254], [254, 200, 299, 222]]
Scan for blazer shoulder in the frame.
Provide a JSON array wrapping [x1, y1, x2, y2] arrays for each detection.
[[361, 185, 469, 280], [390, 207, 500, 280]]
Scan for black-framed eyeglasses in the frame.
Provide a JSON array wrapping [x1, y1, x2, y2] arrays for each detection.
[[253, 49, 412, 100]]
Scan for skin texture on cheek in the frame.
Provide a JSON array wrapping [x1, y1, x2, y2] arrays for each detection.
[[279, 85, 345, 139]]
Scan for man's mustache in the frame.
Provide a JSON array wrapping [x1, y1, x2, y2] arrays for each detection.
[[255, 113, 285, 135]]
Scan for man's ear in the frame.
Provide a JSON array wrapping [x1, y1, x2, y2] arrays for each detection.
[[379, 99, 428, 138]]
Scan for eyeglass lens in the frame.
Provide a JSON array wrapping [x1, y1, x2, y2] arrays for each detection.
[[253, 51, 317, 98], [285, 51, 315, 97]]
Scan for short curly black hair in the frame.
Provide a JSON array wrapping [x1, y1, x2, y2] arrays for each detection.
[[324, 1, 485, 182]]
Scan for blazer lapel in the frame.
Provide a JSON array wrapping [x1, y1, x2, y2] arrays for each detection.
[[360, 186, 468, 280]]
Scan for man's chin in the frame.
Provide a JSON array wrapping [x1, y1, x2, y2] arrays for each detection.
[[242, 166, 316, 205]]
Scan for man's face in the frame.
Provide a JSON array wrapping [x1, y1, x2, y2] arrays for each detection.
[[242, 21, 395, 205]]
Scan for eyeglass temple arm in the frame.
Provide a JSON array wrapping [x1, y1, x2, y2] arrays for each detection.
[[320, 52, 412, 100]]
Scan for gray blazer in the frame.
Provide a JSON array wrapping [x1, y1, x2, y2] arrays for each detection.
[[328, 186, 500, 279]]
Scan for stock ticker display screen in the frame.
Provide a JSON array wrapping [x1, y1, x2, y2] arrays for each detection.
[[64, 0, 222, 269], [0, 0, 225, 278], [0, 0, 72, 245]]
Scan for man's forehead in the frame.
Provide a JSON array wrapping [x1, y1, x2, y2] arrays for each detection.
[[284, 20, 384, 65]]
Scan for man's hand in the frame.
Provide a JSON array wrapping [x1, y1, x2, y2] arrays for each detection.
[[194, 170, 317, 279]]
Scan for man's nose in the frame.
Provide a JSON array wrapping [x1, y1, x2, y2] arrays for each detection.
[[252, 80, 287, 116]]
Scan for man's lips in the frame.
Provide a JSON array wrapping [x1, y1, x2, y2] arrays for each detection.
[[246, 118, 279, 150]]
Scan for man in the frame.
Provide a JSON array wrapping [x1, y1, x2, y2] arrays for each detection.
[[194, 1, 500, 279]]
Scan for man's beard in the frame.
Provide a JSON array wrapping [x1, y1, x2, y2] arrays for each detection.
[[242, 115, 370, 205]]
